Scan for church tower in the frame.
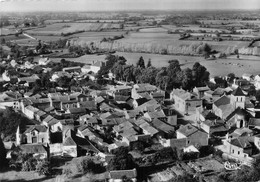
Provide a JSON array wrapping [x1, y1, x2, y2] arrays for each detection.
[[230, 87, 245, 109]]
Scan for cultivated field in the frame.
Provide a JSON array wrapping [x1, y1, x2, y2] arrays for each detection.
[[73, 31, 125, 42], [26, 23, 122, 35]]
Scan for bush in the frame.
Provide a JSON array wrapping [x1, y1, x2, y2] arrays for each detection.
[[35, 160, 51, 176], [63, 167, 73, 177], [77, 158, 103, 174]]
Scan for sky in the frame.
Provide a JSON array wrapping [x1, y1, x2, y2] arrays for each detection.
[[0, 0, 260, 12]]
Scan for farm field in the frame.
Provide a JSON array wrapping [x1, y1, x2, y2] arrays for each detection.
[[0, 28, 17, 36], [26, 23, 122, 35], [59, 51, 260, 77], [139, 27, 167, 33], [161, 24, 230, 33], [73, 31, 126, 41]]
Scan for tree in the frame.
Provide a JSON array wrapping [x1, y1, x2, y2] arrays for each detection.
[[179, 68, 193, 90], [139, 66, 158, 85], [227, 73, 235, 84], [167, 60, 182, 89], [192, 62, 210, 87], [147, 59, 152, 67], [136, 56, 145, 68], [107, 147, 134, 171], [56, 76, 71, 88]]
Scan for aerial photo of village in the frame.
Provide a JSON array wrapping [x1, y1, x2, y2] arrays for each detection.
[[1, 0, 260, 181]]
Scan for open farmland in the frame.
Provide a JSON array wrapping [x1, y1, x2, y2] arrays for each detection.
[[26, 22, 122, 36], [58, 51, 260, 77], [162, 25, 231, 33], [72, 31, 125, 42], [0, 28, 17, 36]]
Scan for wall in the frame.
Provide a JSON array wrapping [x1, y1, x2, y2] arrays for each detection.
[[63, 146, 77, 157], [49, 143, 63, 156]]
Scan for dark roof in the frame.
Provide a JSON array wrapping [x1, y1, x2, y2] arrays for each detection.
[[152, 118, 175, 134], [177, 124, 204, 137], [232, 87, 246, 96], [20, 144, 48, 154], [230, 137, 252, 149], [213, 95, 230, 107], [79, 101, 97, 110], [170, 138, 187, 149], [201, 110, 218, 120], [109, 169, 137, 179], [248, 118, 260, 127], [114, 95, 131, 102], [68, 107, 87, 114], [24, 125, 48, 134]]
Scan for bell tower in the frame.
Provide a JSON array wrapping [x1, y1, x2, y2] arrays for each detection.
[[231, 87, 245, 109]]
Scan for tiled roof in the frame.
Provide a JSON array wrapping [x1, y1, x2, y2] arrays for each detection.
[[152, 118, 175, 134], [24, 125, 48, 133], [230, 137, 252, 149], [213, 95, 230, 107], [146, 110, 165, 119], [20, 144, 48, 154], [140, 122, 158, 136], [109, 169, 137, 179], [68, 107, 86, 114], [63, 136, 77, 146], [170, 138, 187, 149], [79, 101, 97, 110], [177, 124, 198, 137], [248, 118, 260, 127]]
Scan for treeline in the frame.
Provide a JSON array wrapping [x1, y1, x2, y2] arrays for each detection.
[[97, 54, 209, 90]]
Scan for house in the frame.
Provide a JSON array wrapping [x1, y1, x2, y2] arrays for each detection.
[[51, 71, 72, 82], [38, 57, 52, 65], [17, 125, 49, 145], [23, 105, 40, 119], [152, 118, 175, 138], [254, 75, 260, 90], [212, 87, 246, 120], [200, 119, 227, 137], [193, 86, 210, 99], [242, 73, 254, 82], [18, 74, 40, 88], [248, 118, 260, 129], [19, 144, 49, 159], [108, 85, 132, 97], [143, 110, 166, 121], [62, 66, 81, 73], [131, 84, 158, 100], [176, 124, 208, 147], [170, 88, 202, 114], [113, 121, 138, 145], [108, 168, 137, 182], [135, 99, 161, 112], [223, 136, 253, 163], [139, 122, 159, 137], [81, 61, 105, 74], [150, 91, 165, 103], [232, 78, 250, 88], [78, 101, 97, 111]]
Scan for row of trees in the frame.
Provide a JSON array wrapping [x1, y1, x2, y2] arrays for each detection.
[[98, 55, 210, 91]]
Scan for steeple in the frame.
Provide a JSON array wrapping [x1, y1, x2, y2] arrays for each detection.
[[231, 87, 245, 109]]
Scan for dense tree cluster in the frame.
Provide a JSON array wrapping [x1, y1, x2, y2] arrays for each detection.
[[107, 147, 134, 171], [0, 108, 31, 141], [99, 55, 210, 91]]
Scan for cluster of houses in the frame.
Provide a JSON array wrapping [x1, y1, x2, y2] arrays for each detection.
[[2, 55, 260, 181]]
